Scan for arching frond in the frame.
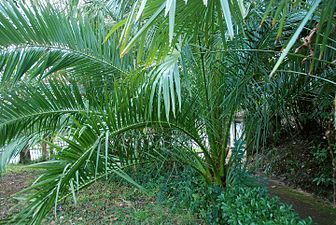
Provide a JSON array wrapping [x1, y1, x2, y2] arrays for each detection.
[[0, 1, 129, 85], [106, 0, 248, 63]]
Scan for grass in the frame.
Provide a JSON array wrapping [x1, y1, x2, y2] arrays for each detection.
[[1, 164, 203, 224], [2, 164, 37, 174], [43, 180, 202, 225]]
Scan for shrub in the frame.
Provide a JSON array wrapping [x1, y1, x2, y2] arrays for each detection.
[[121, 163, 313, 225], [216, 186, 313, 225]]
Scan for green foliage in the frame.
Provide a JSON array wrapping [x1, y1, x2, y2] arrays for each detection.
[[258, 142, 334, 200], [187, 180, 313, 225], [43, 181, 200, 225], [217, 186, 313, 225], [130, 163, 312, 225], [1, 157, 315, 225], [312, 145, 334, 187], [0, 0, 335, 223]]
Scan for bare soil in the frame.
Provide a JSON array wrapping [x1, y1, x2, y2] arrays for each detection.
[[0, 168, 39, 221]]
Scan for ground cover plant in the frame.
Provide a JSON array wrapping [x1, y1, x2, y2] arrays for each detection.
[[0, 0, 335, 224], [1, 164, 313, 225]]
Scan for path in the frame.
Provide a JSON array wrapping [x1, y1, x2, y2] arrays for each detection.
[[268, 179, 336, 225]]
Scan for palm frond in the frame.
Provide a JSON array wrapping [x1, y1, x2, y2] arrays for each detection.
[[0, 79, 86, 146], [0, 1, 129, 85], [106, 0, 247, 62]]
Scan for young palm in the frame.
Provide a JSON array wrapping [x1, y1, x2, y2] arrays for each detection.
[[0, 0, 334, 224]]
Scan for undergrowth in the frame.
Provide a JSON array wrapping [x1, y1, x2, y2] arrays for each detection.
[[3, 162, 313, 225], [117, 162, 313, 225]]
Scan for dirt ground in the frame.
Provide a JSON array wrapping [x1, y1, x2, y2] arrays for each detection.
[[0, 168, 39, 220]]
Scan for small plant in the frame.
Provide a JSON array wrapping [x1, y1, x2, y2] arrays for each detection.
[[313, 174, 333, 186], [313, 146, 329, 162], [311, 145, 334, 194], [217, 186, 313, 225]]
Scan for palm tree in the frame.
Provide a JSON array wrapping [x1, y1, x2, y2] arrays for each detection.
[[0, 0, 334, 223]]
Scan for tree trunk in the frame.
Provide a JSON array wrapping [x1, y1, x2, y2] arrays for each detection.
[[328, 96, 336, 208], [19, 146, 31, 164], [333, 96, 336, 208], [41, 142, 49, 161], [330, 148, 336, 208]]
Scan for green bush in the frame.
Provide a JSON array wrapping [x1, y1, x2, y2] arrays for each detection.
[[216, 186, 313, 225], [159, 168, 312, 225], [121, 163, 313, 225]]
